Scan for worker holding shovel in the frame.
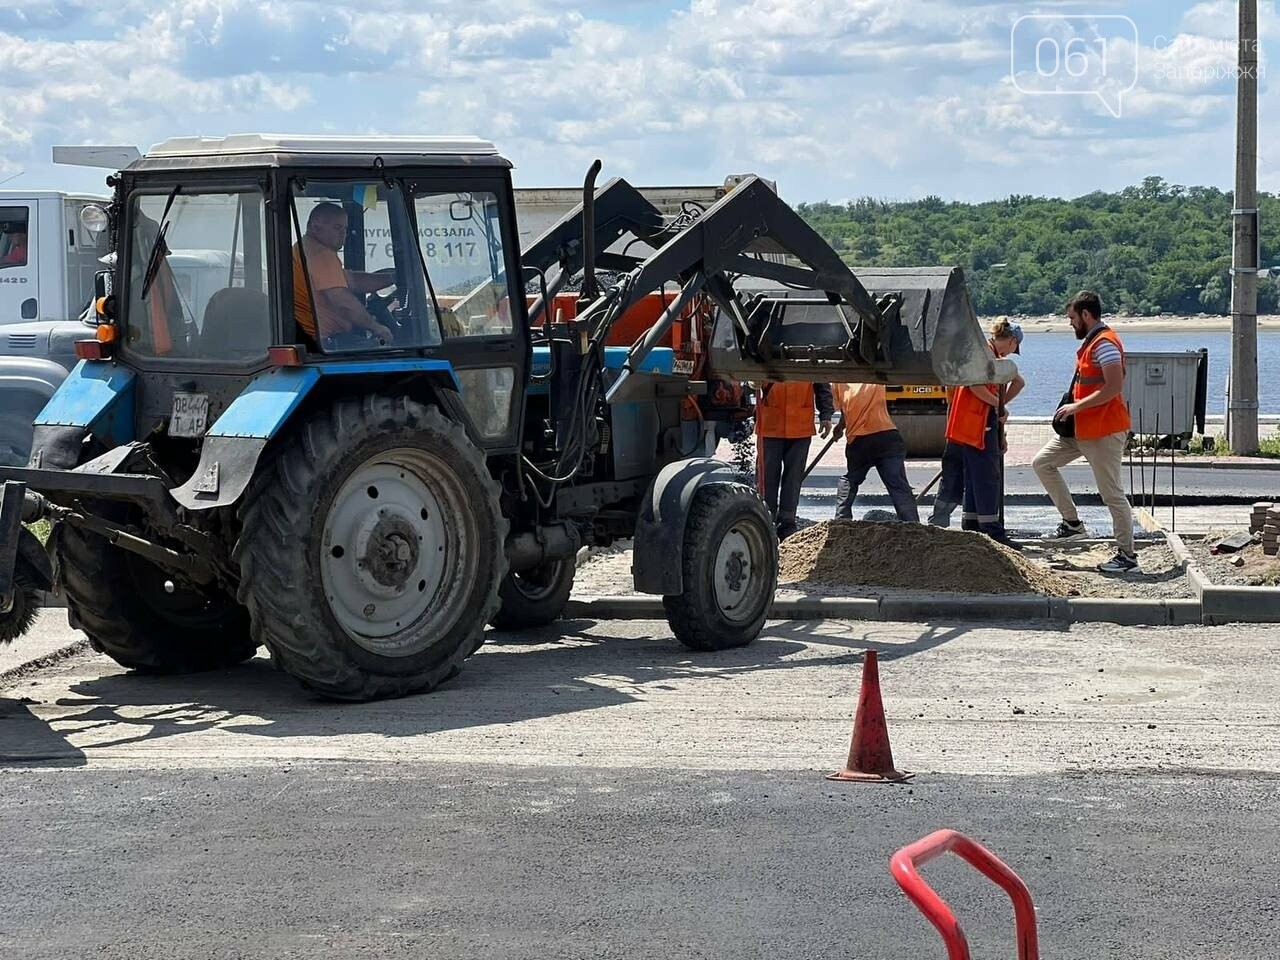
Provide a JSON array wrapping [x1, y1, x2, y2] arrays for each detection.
[[755, 380, 834, 540], [931, 321, 1024, 529], [832, 382, 919, 523], [942, 321, 1025, 549]]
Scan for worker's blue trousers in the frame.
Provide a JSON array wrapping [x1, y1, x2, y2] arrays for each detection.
[[959, 411, 1005, 537]]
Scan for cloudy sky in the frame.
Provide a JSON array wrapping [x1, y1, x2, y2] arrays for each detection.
[[0, 1, 1275, 202]]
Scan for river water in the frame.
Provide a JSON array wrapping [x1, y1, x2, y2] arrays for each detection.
[[1004, 329, 1280, 416]]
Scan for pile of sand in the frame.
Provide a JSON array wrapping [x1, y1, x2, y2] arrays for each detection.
[[778, 521, 1073, 597]]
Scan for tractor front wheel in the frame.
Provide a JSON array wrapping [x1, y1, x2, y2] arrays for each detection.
[[236, 396, 507, 700], [663, 482, 777, 651], [57, 524, 256, 672]]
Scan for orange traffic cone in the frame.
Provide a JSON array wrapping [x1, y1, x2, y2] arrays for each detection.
[[827, 649, 912, 783]]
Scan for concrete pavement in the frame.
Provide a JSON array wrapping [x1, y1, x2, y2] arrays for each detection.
[[3, 613, 1277, 775]]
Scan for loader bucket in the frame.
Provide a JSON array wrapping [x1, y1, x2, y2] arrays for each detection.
[[708, 266, 1018, 388]]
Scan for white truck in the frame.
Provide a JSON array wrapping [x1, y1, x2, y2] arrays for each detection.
[[0, 190, 113, 464]]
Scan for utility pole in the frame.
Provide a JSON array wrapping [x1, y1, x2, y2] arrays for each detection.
[[1230, 0, 1260, 453]]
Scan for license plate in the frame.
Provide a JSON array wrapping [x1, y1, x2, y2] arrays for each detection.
[[170, 392, 209, 438]]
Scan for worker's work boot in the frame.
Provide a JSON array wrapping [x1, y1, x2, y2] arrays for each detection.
[[1043, 519, 1088, 541], [776, 517, 798, 541], [929, 499, 959, 528], [980, 523, 1024, 552]]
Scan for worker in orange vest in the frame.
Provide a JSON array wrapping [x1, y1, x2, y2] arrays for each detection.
[[1033, 291, 1136, 573], [931, 320, 1024, 527], [755, 380, 834, 539], [832, 382, 918, 522], [943, 328, 1025, 549]]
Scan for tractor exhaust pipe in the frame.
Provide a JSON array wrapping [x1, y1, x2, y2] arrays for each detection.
[[579, 159, 603, 305]]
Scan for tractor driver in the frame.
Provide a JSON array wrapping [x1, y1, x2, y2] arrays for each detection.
[[292, 202, 394, 346]]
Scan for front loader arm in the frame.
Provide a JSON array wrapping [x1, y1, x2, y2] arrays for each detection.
[[522, 173, 1012, 388]]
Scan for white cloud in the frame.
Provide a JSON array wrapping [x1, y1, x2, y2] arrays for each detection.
[[0, 0, 1268, 202]]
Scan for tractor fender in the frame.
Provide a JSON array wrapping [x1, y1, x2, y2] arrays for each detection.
[[28, 359, 136, 469], [171, 360, 459, 511], [632, 457, 738, 596]]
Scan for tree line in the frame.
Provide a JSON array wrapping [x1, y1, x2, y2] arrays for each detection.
[[797, 176, 1280, 316]]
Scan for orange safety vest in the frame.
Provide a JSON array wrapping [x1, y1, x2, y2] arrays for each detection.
[[1073, 326, 1130, 440], [944, 384, 996, 450], [755, 381, 817, 439], [148, 260, 178, 356]]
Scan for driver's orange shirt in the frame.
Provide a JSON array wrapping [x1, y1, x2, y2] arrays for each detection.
[[292, 237, 348, 339]]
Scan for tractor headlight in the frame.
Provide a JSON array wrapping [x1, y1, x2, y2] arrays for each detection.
[[79, 203, 109, 234]]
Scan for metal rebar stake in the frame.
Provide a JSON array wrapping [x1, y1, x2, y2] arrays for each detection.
[[1141, 412, 1152, 519], [1152, 410, 1160, 521], [1171, 388, 1177, 532]]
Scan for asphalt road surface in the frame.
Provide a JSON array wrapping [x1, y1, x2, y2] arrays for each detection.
[[3, 614, 1278, 958]]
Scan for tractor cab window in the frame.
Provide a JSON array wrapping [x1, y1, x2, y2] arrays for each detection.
[[290, 180, 439, 353], [0, 207, 29, 268], [412, 191, 512, 338], [124, 188, 272, 362]]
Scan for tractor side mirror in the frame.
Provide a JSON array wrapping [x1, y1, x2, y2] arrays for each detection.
[[93, 269, 116, 320], [449, 199, 473, 221]]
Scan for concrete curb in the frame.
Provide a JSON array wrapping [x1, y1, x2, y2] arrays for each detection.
[[1164, 528, 1280, 625], [799, 477, 1261, 506], [1121, 458, 1280, 471], [565, 594, 1197, 627]]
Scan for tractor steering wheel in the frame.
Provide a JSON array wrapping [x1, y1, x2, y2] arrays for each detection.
[[365, 291, 400, 336]]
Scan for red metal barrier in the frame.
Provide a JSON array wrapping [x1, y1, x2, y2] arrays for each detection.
[[890, 830, 1040, 960]]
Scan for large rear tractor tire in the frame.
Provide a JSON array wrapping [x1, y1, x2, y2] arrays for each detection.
[[491, 559, 575, 630], [57, 524, 256, 672], [236, 396, 507, 701], [664, 482, 777, 652]]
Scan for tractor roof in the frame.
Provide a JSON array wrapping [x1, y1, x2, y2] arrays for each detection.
[[128, 134, 511, 172]]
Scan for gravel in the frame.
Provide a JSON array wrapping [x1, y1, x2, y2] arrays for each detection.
[[1188, 529, 1280, 587], [570, 530, 1193, 601]]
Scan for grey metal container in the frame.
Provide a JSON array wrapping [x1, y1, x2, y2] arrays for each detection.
[[1123, 349, 1208, 436]]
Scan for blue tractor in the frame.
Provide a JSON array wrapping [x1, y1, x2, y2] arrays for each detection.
[[0, 135, 1013, 699]]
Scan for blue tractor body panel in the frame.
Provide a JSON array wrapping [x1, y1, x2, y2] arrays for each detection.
[[207, 360, 459, 440], [33, 360, 137, 447]]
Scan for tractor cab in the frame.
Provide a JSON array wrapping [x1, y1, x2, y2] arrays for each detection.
[[104, 134, 527, 457]]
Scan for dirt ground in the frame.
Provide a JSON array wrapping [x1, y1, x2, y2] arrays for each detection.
[[1187, 529, 1280, 587], [571, 525, 1192, 601], [779, 521, 1070, 595]]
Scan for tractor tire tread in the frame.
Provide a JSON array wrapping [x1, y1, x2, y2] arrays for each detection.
[[663, 482, 777, 652], [235, 396, 506, 700], [58, 524, 256, 673]]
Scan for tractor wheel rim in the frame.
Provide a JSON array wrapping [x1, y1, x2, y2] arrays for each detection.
[[510, 560, 568, 601], [714, 523, 765, 622], [320, 450, 474, 656]]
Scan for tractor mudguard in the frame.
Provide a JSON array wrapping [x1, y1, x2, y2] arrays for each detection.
[[171, 360, 460, 511], [632, 457, 738, 596], [27, 360, 136, 469]]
